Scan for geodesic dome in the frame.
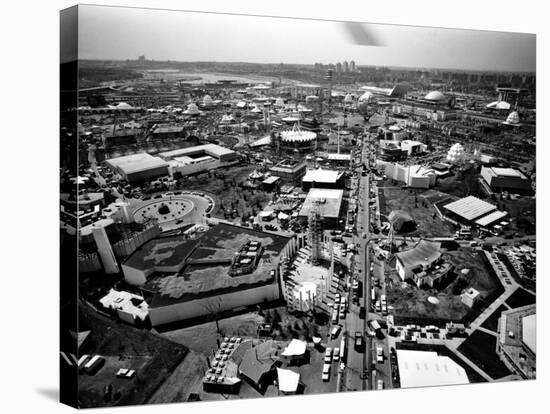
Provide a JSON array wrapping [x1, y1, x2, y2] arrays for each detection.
[[446, 143, 466, 164]]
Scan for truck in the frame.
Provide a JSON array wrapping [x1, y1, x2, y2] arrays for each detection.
[[376, 345, 384, 363], [369, 320, 381, 332], [322, 364, 331, 382]]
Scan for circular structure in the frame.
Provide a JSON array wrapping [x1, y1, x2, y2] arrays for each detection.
[[279, 125, 317, 152], [133, 196, 195, 226], [424, 90, 446, 102], [427, 296, 440, 305]]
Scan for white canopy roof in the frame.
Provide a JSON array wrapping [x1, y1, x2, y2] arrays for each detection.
[[281, 339, 307, 357], [277, 368, 300, 393]]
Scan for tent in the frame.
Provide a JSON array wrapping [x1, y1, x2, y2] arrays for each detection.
[[388, 210, 417, 233], [276, 368, 300, 394]]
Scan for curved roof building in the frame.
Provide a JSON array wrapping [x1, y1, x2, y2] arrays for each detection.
[[424, 91, 446, 102]]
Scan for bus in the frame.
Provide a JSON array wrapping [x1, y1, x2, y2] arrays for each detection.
[[340, 337, 346, 363]]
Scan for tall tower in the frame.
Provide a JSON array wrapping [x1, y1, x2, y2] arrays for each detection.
[[326, 69, 333, 114], [308, 201, 323, 265], [92, 225, 120, 274]]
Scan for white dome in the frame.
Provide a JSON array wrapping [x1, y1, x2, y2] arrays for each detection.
[[344, 93, 353, 103], [446, 143, 465, 164], [486, 100, 510, 110], [185, 103, 200, 115], [115, 102, 133, 109], [505, 111, 520, 124], [424, 91, 446, 101], [359, 92, 374, 102], [203, 95, 213, 105]]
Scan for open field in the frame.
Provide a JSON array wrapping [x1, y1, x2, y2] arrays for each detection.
[[388, 249, 503, 326], [380, 187, 454, 238], [457, 330, 512, 380], [77, 302, 187, 408]]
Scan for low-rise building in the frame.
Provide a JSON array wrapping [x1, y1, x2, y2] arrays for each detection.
[[395, 240, 442, 281], [480, 166, 531, 192], [497, 304, 536, 379], [105, 153, 169, 183]]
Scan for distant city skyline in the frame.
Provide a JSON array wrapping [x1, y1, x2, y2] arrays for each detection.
[[77, 5, 536, 73]]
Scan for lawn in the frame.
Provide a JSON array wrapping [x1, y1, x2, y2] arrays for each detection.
[[457, 330, 512, 380], [147, 350, 208, 404], [381, 187, 454, 238], [505, 288, 536, 309]]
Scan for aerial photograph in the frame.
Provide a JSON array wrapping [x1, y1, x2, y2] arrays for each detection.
[[60, 5, 536, 408]]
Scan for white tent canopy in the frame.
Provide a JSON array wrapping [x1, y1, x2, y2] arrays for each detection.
[[281, 339, 307, 357], [277, 368, 300, 393]]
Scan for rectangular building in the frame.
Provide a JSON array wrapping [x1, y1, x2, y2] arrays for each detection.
[[105, 153, 169, 183]]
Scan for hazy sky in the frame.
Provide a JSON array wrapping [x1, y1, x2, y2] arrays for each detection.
[[78, 5, 536, 72]]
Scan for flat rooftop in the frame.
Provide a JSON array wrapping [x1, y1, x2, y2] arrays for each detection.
[[302, 169, 343, 184], [396, 350, 469, 388], [443, 195, 497, 221], [475, 210, 508, 227], [299, 188, 344, 219], [143, 223, 290, 307], [124, 236, 199, 271], [483, 166, 528, 179], [106, 153, 168, 175], [159, 143, 235, 159]]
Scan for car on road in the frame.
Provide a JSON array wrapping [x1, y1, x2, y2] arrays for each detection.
[[354, 331, 364, 351], [333, 347, 340, 362], [331, 326, 342, 339], [324, 348, 333, 363], [322, 364, 331, 381]]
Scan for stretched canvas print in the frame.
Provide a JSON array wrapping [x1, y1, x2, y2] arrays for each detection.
[[60, 4, 537, 409]]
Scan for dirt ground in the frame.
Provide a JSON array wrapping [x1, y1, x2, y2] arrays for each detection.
[[387, 249, 503, 325], [381, 187, 454, 238]]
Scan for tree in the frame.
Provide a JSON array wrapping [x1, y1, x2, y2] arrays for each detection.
[[200, 297, 224, 335]]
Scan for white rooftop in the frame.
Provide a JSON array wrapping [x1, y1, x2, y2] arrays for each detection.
[[302, 169, 343, 183], [475, 210, 508, 227], [159, 143, 235, 159], [99, 289, 149, 320], [106, 153, 168, 175], [396, 350, 469, 389], [444, 196, 497, 221], [281, 339, 307, 357], [276, 368, 300, 393], [522, 314, 536, 354]]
